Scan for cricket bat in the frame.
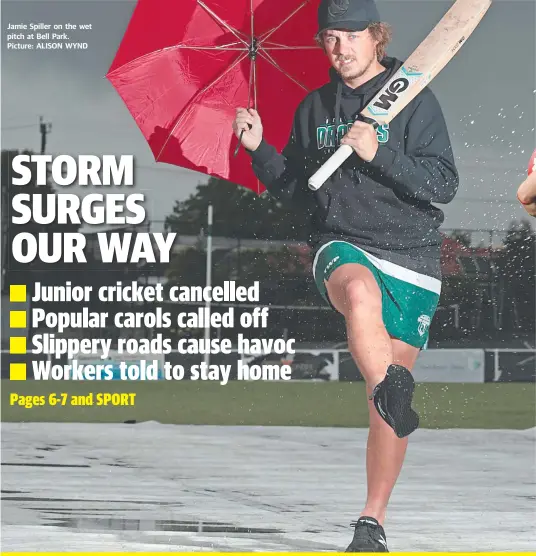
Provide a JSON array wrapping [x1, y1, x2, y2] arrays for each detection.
[[308, 0, 492, 191]]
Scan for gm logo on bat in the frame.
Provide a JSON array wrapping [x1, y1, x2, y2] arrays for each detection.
[[366, 66, 423, 118], [367, 77, 410, 117]]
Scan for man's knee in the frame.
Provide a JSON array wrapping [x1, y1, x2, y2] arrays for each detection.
[[345, 277, 382, 313], [325, 265, 381, 315]]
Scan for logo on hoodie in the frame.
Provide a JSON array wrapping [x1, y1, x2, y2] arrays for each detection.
[[316, 120, 389, 149]]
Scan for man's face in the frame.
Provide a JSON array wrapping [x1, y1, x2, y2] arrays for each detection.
[[322, 28, 378, 82]]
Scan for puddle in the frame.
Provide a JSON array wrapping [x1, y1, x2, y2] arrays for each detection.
[[27, 508, 143, 513], [2, 493, 282, 535], [0, 490, 27, 494], [1, 494, 177, 506], [45, 517, 282, 534], [2, 463, 90, 468]]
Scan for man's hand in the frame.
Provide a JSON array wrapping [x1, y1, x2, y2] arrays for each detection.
[[233, 108, 263, 152], [517, 171, 536, 217], [340, 120, 379, 162]]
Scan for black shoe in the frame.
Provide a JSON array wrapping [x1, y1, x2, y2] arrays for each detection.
[[370, 364, 419, 438], [345, 516, 389, 552]]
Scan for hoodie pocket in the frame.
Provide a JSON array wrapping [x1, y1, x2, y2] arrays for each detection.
[[312, 186, 332, 226], [322, 187, 339, 228]]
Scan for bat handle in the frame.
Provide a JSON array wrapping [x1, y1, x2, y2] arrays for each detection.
[[308, 144, 354, 191]]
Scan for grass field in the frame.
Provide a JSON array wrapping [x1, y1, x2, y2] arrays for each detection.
[[1, 380, 534, 428]]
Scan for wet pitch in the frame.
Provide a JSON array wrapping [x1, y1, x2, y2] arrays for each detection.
[[2, 423, 535, 551]]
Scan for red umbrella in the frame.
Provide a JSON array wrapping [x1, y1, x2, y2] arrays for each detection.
[[106, 0, 329, 194]]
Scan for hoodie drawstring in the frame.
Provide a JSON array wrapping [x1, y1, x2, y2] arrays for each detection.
[[334, 80, 343, 178], [335, 80, 343, 136]]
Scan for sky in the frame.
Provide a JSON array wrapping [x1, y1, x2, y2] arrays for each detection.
[[1, 0, 535, 239]]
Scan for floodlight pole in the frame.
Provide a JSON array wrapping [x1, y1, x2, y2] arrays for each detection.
[[204, 204, 213, 368]]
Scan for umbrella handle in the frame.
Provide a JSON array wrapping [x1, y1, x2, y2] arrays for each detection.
[[234, 129, 245, 157]]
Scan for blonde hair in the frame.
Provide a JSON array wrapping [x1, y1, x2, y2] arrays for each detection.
[[368, 22, 392, 61], [316, 22, 392, 61]]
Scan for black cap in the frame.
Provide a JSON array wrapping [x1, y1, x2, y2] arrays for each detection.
[[318, 0, 381, 34]]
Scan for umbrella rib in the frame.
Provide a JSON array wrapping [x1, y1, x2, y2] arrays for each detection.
[[262, 46, 318, 50], [257, 48, 310, 93], [250, 0, 254, 43], [156, 52, 249, 161], [247, 55, 254, 109], [258, 0, 311, 44], [249, 0, 256, 110], [107, 5, 250, 78], [173, 45, 245, 51], [253, 55, 257, 109], [106, 42, 245, 78], [197, 0, 249, 47]]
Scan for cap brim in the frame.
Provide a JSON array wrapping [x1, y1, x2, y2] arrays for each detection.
[[319, 21, 371, 33]]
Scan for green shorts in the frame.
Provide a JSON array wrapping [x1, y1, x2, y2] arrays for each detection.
[[313, 241, 441, 348]]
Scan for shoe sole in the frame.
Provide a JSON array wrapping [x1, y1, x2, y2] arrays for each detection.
[[373, 365, 419, 438]]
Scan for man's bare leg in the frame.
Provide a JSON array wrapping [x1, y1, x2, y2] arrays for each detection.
[[325, 265, 420, 525], [361, 338, 420, 525]]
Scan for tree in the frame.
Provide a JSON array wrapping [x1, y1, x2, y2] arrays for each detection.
[[448, 229, 472, 247], [496, 220, 535, 331], [164, 177, 311, 241], [164, 177, 320, 305]]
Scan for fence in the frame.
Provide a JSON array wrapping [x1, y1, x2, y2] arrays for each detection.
[[149, 222, 512, 249]]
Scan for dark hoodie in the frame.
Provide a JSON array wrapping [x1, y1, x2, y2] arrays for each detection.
[[248, 57, 459, 279]]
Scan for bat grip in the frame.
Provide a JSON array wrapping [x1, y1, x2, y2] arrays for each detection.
[[308, 116, 378, 191], [308, 144, 354, 191]]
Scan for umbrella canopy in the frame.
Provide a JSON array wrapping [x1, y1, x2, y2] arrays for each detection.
[[106, 0, 330, 194]]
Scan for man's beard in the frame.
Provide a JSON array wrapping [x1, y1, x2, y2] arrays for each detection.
[[338, 55, 374, 81]]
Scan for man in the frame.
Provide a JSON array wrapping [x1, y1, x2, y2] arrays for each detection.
[[517, 149, 536, 217], [233, 0, 458, 551]]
